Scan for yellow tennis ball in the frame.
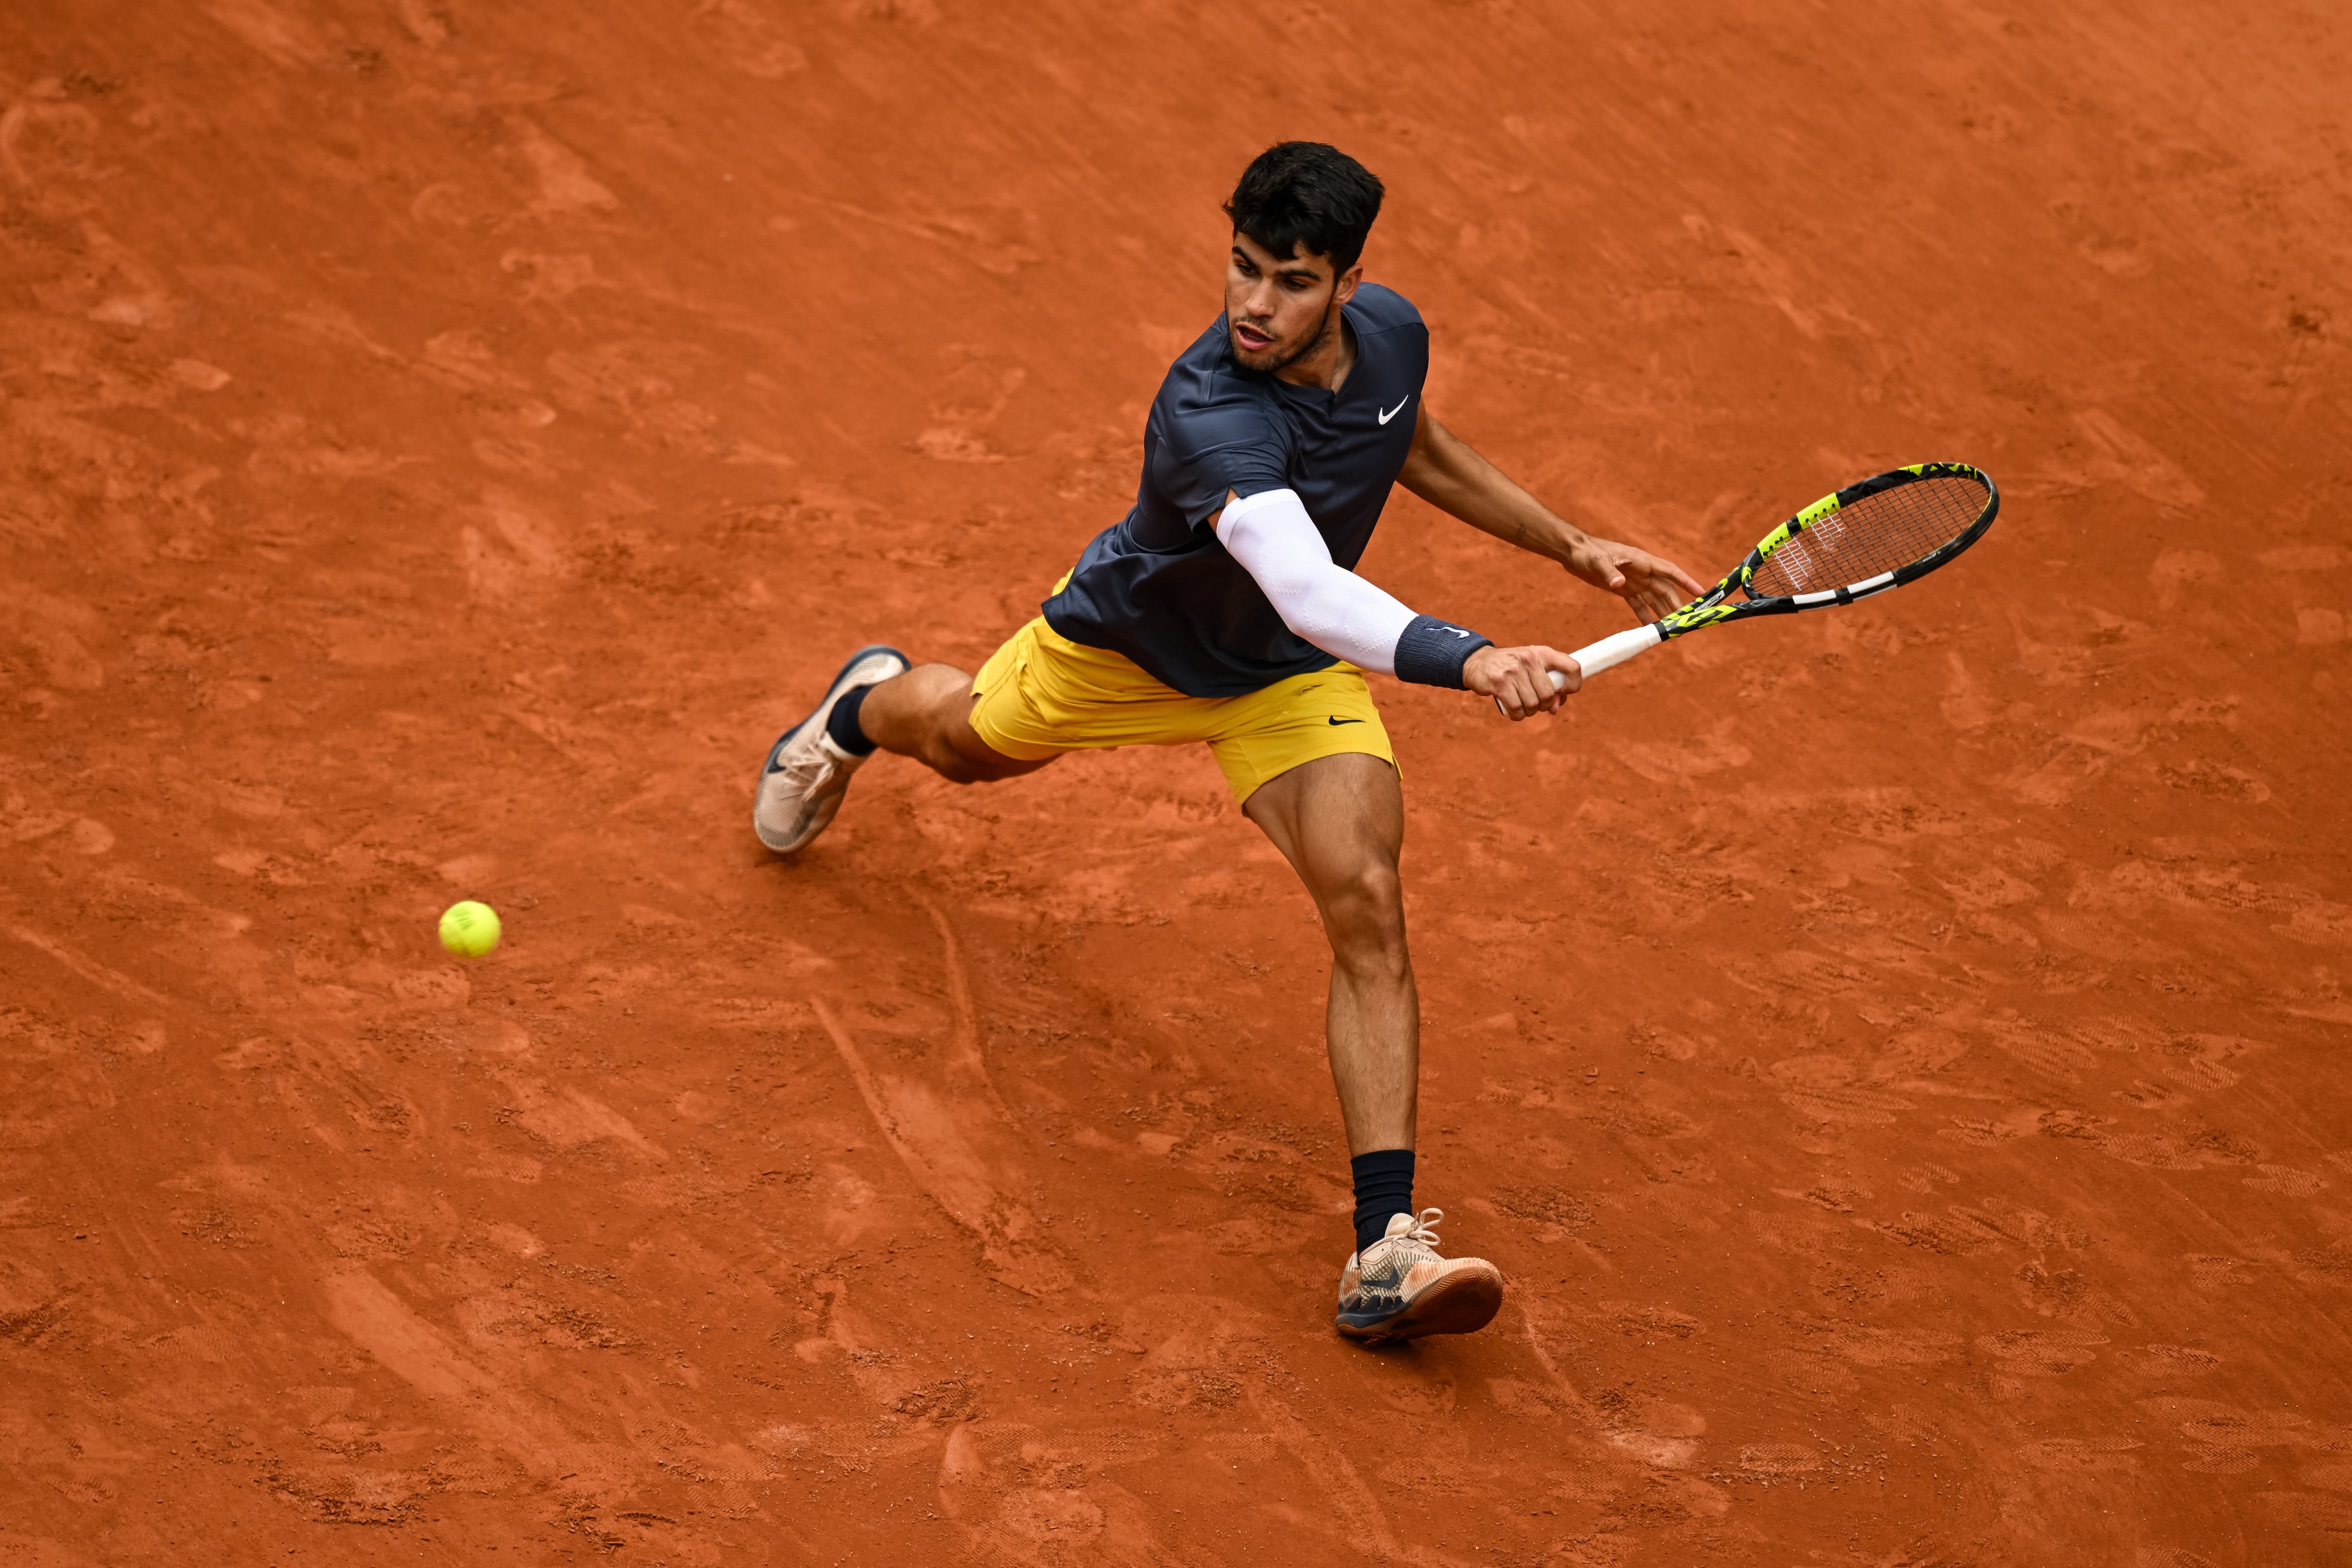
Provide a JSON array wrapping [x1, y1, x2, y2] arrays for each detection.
[[439, 900, 501, 958]]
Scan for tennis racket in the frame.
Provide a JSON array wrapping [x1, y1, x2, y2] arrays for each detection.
[[1549, 461, 1998, 689]]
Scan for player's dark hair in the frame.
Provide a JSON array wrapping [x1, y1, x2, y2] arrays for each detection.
[[1224, 142, 1384, 275]]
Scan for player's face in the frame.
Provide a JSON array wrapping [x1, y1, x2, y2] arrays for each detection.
[[1225, 232, 1359, 375]]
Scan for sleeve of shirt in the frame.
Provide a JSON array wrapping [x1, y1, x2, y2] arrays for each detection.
[[1151, 389, 1292, 530]]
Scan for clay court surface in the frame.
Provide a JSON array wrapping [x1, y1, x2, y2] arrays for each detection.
[[6, 2, 2352, 1563]]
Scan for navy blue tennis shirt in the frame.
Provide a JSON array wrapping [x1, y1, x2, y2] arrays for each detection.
[[1041, 283, 1430, 697]]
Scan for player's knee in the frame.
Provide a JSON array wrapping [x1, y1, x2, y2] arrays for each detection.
[[1321, 857, 1406, 947], [928, 746, 998, 784], [934, 747, 1041, 786]]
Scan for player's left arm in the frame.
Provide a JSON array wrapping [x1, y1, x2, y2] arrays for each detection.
[[1397, 404, 1702, 623]]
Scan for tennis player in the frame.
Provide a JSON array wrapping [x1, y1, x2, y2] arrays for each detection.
[[754, 143, 1700, 1341]]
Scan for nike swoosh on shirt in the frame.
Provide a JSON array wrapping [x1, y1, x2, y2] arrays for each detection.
[[1327, 716, 1366, 726], [1378, 396, 1411, 425]]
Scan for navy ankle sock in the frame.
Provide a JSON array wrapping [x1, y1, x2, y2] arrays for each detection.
[[826, 684, 878, 756], [1350, 1148, 1415, 1255]]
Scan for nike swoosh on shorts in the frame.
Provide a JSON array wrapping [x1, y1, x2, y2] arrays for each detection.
[[1327, 716, 1365, 726]]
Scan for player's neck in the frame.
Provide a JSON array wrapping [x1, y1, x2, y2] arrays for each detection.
[[1274, 309, 1358, 394]]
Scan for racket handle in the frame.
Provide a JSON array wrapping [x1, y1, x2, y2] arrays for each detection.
[[1549, 623, 1663, 690]]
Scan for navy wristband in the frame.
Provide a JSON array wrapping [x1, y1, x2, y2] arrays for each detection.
[[1392, 614, 1494, 689]]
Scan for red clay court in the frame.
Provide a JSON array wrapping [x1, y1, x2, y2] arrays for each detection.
[[4, 2, 2349, 1563]]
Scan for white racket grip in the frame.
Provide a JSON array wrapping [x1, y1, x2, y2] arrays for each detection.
[[1549, 623, 1664, 689]]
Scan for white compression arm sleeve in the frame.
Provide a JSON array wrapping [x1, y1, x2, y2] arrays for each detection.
[[1213, 488, 1417, 675]]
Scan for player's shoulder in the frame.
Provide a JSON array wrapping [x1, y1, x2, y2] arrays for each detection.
[[1153, 323, 1286, 456], [1345, 282, 1425, 336]]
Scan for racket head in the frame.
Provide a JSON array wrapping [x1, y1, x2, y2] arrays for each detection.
[[1652, 462, 1997, 641], [1741, 462, 1997, 603]]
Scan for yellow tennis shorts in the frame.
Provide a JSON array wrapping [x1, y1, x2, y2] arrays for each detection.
[[968, 614, 1395, 804]]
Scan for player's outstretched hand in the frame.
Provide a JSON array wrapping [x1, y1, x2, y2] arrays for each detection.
[[1567, 537, 1705, 624], [1466, 644, 1581, 721]]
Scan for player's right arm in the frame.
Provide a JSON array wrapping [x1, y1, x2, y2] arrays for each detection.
[[1211, 488, 1579, 719]]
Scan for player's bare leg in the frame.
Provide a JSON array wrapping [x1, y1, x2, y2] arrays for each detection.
[[1243, 752, 1418, 1153], [857, 664, 1049, 784], [1245, 752, 1503, 1341]]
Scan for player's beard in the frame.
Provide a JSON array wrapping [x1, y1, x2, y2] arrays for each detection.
[[1232, 291, 1340, 376]]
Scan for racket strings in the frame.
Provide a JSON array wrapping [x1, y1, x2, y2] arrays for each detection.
[[1747, 475, 1988, 599]]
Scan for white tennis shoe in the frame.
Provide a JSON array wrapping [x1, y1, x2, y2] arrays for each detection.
[[753, 644, 909, 854]]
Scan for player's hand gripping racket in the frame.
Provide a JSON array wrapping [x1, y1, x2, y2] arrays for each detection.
[[1548, 462, 1998, 691]]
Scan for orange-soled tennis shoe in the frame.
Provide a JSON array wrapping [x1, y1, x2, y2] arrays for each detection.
[[1333, 1208, 1503, 1343]]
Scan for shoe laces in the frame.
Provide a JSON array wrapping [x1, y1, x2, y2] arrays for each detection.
[[1399, 1207, 1446, 1249], [774, 729, 848, 792], [1370, 1207, 1446, 1259]]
